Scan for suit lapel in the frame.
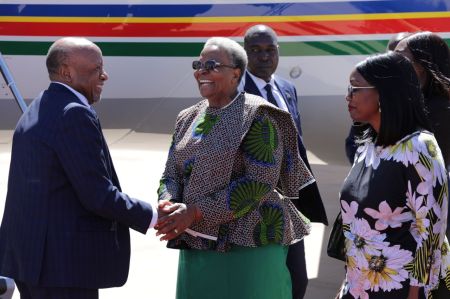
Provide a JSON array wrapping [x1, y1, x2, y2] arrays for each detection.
[[243, 72, 263, 97], [245, 74, 294, 112], [274, 79, 293, 111], [89, 107, 121, 190]]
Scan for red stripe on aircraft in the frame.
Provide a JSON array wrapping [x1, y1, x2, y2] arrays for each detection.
[[1, 18, 450, 37]]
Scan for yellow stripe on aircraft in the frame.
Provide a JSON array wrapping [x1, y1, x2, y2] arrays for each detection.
[[1, 11, 450, 23]]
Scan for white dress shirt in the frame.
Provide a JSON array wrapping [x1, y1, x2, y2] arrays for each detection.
[[239, 71, 289, 112]]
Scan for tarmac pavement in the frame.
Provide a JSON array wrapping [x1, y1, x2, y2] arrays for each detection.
[[0, 129, 350, 299]]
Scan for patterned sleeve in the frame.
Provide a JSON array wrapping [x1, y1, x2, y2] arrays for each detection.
[[157, 122, 183, 203], [194, 110, 286, 228], [406, 135, 450, 290]]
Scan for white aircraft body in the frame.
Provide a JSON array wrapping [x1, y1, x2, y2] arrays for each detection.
[[1, 0, 450, 164]]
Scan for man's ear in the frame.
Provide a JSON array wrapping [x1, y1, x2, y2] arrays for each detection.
[[60, 63, 72, 83]]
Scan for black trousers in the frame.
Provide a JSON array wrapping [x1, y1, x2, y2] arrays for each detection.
[[287, 240, 308, 299], [15, 280, 98, 299]]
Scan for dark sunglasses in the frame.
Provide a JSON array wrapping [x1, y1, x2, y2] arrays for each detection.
[[192, 60, 236, 72], [347, 85, 376, 97]]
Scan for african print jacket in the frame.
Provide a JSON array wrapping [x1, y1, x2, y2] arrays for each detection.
[[339, 131, 450, 299], [158, 92, 314, 252]]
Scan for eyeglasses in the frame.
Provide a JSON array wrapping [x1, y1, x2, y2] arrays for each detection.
[[347, 85, 376, 97], [192, 60, 236, 72]]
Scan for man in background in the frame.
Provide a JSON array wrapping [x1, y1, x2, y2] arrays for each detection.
[[242, 24, 328, 299]]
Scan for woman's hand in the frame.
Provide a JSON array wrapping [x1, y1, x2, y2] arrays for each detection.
[[155, 202, 202, 241]]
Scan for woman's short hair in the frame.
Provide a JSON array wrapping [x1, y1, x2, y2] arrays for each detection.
[[406, 31, 450, 99], [203, 37, 248, 81], [356, 51, 431, 146]]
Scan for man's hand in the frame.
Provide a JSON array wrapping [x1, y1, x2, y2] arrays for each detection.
[[154, 200, 177, 229], [155, 203, 201, 241], [156, 200, 176, 218]]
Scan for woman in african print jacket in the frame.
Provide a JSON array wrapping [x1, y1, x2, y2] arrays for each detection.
[[341, 51, 450, 299], [155, 37, 314, 299]]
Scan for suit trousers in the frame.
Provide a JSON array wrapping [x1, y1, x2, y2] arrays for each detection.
[[286, 240, 308, 299], [15, 280, 98, 299]]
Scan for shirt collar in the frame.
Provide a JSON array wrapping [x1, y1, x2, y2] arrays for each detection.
[[247, 71, 275, 91], [52, 81, 90, 107]]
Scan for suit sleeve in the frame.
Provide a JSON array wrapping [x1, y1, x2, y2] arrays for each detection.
[[55, 105, 153, 234], [288, 82, 328, 224], [291, 85, 303, 136], [287, 83, 310, 170]]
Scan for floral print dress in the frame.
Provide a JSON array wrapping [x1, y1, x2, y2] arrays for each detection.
[[339, 131, 450, 299]]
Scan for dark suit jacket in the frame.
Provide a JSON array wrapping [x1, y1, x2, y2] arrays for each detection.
[[244, 72, 328, 225], [0, 83, 154, 288]]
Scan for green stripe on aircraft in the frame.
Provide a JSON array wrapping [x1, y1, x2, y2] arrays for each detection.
[[3, 39, 449, 56]]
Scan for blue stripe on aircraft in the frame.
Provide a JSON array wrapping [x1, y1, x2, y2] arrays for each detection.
[[1, 1, 450, 18]]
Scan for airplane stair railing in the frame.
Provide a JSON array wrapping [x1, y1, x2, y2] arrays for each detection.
[[0, 52, 27, 113], [0, 276, 15, 299]]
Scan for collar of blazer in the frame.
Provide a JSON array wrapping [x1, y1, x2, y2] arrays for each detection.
[[49, 82, 91, 108]]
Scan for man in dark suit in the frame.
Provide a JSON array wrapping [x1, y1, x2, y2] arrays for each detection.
[[243, 25, 328, 299], [0, 37, 158, 299]]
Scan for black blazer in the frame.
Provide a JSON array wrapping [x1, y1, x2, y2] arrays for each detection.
[[0, 83, 154, 288], [244, 72, 328, 225]]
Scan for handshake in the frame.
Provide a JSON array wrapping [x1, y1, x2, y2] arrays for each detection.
[[154, 200, 202, 241]]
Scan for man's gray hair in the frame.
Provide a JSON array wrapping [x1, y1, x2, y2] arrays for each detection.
[[46, 42, 70, 79], [204, 37, 247, 81]]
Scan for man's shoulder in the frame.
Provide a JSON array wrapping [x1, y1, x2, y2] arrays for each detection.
[[39, 87, 96, 127], [274, 75, 295, 89], [19, 84, 86, 122], [243, 72, 259, 93], [60, 103, 96, 126], [274, 75, 298, 106], [46, 82, 78, 98], [41, 84, 91, 114]]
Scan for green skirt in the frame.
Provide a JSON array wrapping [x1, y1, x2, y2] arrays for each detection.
[[176, 244, 291, 299]]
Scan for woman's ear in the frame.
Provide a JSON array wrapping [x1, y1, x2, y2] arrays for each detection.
[[414, 63, 428, 90], [233, 68, 241, 83]]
